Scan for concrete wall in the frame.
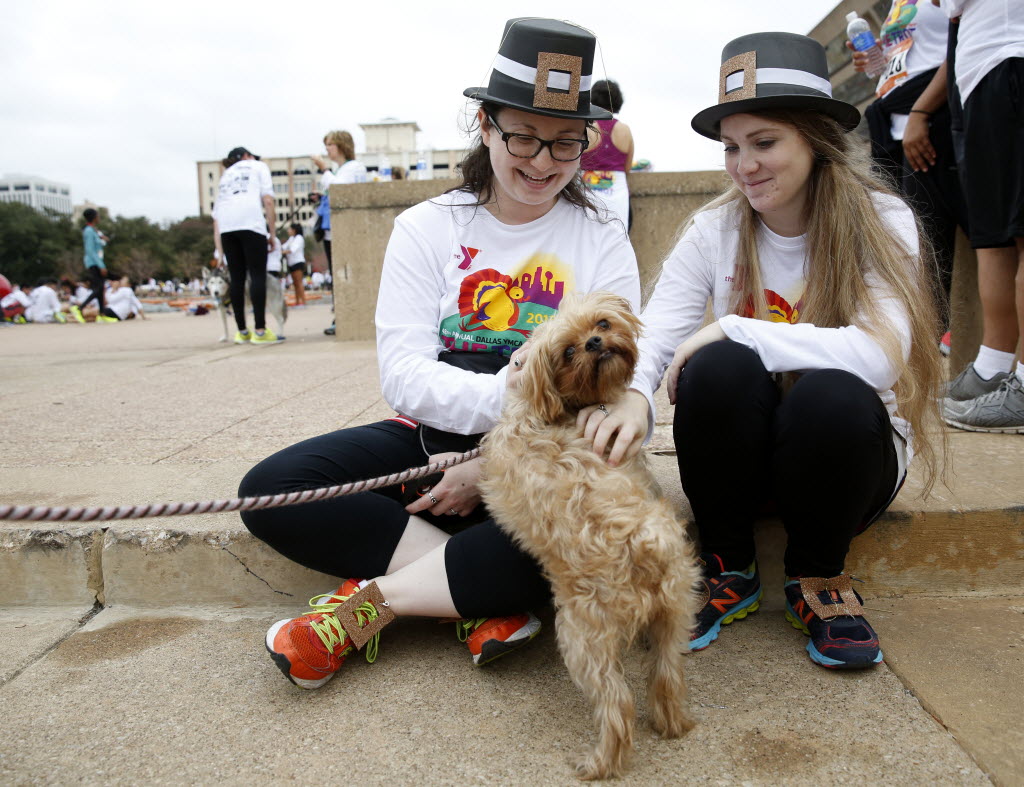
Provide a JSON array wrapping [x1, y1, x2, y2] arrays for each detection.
[[329, 172, 981, 368]]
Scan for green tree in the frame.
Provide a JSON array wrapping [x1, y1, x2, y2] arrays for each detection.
[[0, 202, 77, 285]]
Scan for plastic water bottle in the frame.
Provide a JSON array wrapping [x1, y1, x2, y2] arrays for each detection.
[[416, 155, 429, 181], [846, 12, 885, 79], [379, 156, 392, 182]]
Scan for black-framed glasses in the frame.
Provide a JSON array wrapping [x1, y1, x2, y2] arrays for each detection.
[[486, 114, 589, 162]]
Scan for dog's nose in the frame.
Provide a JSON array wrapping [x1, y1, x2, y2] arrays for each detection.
[[585, 335, 602, 352]]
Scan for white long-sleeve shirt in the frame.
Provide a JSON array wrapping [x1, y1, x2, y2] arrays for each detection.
[[633, 193, 917, 454], [375, 191, 641, 435], [106, 286, 144, 320]]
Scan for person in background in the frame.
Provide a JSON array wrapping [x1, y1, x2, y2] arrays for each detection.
[[76, 208, 108, 320], [2, 284, 31, 322], [265, 232, 286, 297], [312, 130, 367, 336], [580, 78, 635, 231], [26, 278, 67, 323], [98, 276, 146, 321], [940, 0, 1024, 434], [850, 0, 967, 353], [212, 146, 280, 345], [282, 222, 307, 307]]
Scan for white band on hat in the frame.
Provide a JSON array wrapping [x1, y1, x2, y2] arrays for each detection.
[[492, 53, 594, 93], [725, 67, 833, 97]]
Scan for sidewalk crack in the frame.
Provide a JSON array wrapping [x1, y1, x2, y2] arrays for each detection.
[[1, 601, 103, 689], [221, 548, 294, 597]]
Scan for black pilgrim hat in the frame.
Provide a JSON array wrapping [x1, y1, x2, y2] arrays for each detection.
[[464, 18, 612, 121], [691, 32, 860, 140]]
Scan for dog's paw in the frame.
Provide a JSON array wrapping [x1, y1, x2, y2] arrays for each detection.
[[650, 706, 696, 739], [574, 754, 620, 782], [218, 335, 228, 343]]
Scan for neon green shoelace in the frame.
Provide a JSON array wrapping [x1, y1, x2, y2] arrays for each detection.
[[454, 618, 488, 643], [308, 594, 382, 663]]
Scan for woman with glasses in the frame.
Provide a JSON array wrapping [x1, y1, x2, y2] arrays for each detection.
[[238, 18, 640, 690]]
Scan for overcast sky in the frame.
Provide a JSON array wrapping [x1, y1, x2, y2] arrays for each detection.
[[2, 1, 831, 224]]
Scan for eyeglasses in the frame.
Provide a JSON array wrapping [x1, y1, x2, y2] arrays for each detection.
[[486, 114, 589, 162]]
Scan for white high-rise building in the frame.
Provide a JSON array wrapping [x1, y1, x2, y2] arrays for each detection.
[[0, 174, 73, 215]]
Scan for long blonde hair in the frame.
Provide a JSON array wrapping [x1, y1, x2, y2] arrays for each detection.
[[698, 109, 945, 493]]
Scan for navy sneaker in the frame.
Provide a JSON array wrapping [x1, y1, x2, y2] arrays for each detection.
[[784, 575, 883, 669], [688, 553, 762, 651]]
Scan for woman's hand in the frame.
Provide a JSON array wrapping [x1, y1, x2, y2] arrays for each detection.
[[902, 112, 937, 172], [404, 454, 483, 518], [577, 390, 650, 467], [844, 39, 882, 73], [666, 322, 726, 404], [506, 343, 530, 390]]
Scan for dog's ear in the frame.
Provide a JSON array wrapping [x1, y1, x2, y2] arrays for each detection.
[[518, 345, 566, 423]]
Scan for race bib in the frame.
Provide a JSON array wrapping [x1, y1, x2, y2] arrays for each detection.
[[876, 37, 913, 98]]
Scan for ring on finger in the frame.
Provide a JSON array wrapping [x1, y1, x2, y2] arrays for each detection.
[[428, 492, 439, 504], [598, 404, 608, 413], [449, 507, 458, 516]]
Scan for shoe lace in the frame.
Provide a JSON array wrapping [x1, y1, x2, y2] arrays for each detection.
[[308, 594, 383, 663], [455, 618, 487, 642], [972, 375, 1020, 406]]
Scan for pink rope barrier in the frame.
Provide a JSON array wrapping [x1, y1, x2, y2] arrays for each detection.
[[0, 449, 480, 523]]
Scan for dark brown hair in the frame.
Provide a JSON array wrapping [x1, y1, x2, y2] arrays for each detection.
[[447, 102, 602, 215]]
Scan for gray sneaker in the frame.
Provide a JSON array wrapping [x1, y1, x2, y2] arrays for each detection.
[[943, 375, 1024, 434], [943, 363, 1010, 402]]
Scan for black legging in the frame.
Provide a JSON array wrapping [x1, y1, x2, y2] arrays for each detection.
[[80, 266, 106, 310], [220, 230, 267, 332], [238, 421, 550, 618], [674, 341, 899, 578]]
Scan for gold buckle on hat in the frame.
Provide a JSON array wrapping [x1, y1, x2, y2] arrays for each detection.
[[719, 51, 757, 104], [533, 52, 582, 111]]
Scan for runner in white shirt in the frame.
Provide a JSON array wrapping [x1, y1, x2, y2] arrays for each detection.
[[212, 147, 279, 345], [588, 32, 945, 671], [239, 18, 641, 688]]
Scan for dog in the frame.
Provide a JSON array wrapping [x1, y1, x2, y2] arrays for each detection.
[[203, 266, 287, 342], [480, 291, 699, 780]]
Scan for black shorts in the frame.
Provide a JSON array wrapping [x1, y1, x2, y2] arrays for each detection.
[[961, 57, 1024, 248], [287, 262, 305, 274]]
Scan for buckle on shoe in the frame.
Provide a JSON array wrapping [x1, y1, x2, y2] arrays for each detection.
[[800, 575, 864, 620], [334, 581, 395, 650]]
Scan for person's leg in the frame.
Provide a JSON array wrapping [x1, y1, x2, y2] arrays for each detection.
[[291, 268, 306, 305], [977, 246, 1020, 355], [673, 340, 779, 569], [240, 231, 268, 331], [771, 370, 898, 578], [220, 232, 248, 333]]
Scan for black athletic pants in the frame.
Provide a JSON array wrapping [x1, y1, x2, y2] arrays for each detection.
[[238, 421, 550, 618], [80, 266, 106, 310], [220, 230, 267, 332], [674, 341, 899, 578]]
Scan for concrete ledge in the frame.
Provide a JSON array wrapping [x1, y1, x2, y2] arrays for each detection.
[[1, 528, 103, 606]]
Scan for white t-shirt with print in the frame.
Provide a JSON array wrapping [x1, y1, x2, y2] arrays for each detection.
[[943, 0, 1024, 103], [633, 193, 918, 456], [376, 191, 641, 435], [213, 159, 274, 236], [876, 0, 949, 139]]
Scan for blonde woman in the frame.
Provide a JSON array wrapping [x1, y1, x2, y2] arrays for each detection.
[[584, 32, 943, 670]]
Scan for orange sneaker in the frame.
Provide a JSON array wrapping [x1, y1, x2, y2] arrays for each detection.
[[456, 612, 542, 666], [265, 578, 380, 689]]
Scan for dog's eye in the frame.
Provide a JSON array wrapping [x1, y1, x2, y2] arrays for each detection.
[[596, 319, 610, 330], [564, 346, 575, 360]]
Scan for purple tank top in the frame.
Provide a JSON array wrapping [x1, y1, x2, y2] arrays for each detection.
[[580, 119, 629, 171]]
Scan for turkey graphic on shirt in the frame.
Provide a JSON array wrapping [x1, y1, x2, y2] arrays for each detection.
[[743, 289, 803, 324]]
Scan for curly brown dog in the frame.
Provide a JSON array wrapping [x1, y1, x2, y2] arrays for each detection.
[[480, 291, 699, 780]]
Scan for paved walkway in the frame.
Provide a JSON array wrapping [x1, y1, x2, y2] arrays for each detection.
[[1, 306, 1021, 784]]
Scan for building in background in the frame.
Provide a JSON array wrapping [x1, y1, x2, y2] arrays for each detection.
[[358, 118, 466, 179], [0, 174, 72, 215]]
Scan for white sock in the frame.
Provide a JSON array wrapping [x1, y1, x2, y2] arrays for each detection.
[[1016, 362, 1024, 384], [973, 346, 1016, 380]]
